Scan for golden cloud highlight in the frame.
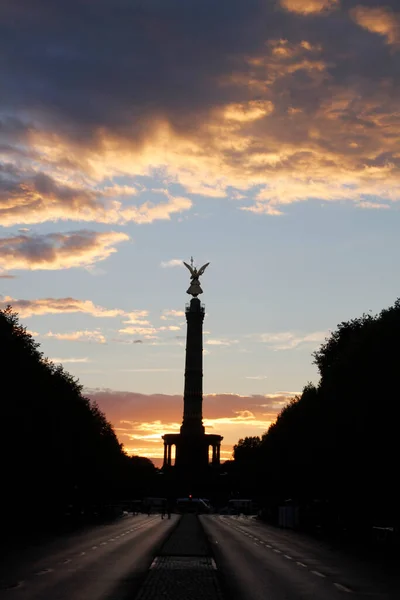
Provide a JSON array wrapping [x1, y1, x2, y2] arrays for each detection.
[[0, 169, 192, 227], [0, 230, 129, 271], [351, 6, 400, 46], [88, 390, 294, 465], [2, 24, 400, 219], [46, 330, 106, 343], [160, 309, 185, 321], [0, 296, 147, 320], [280, 0, 339, 14]]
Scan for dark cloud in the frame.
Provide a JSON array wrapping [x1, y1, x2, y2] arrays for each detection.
[[0, 163, 191, 225], [0, 229, 128, 270], [0, 0, 399, 216], [1, 0, 394, 137], [0, 1, 272, 135]]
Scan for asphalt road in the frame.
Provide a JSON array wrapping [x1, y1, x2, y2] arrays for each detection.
[[0, 513, 178, 600], [201, 515, 400, 600]]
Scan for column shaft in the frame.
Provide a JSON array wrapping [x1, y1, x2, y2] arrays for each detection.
[[167, 444, 171, 466], [163, 443, 167, 467], [181, 298, 205, 435]]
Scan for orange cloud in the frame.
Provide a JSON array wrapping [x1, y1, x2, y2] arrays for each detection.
[[0, 230, 128, 271], [51, 357, 91, 364], [0, 168, 192, 226], [46, 330, 106, 343], [280, 0, 339, 14], [2, 2, 400, 221], [34, 39, 398, 215], [352, 6, 400, 46], [160, 309, 185, 321], [88, 390, 295, 464], [0, 296, 147, 320]]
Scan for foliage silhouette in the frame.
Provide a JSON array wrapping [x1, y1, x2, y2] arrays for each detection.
[[0, 306, 155, 534], [232, 299, 400, 536]]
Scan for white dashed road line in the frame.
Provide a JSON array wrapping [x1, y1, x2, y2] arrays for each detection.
[[4, 581, 25, 590], [150, 558, 159, 569], [311, 570, 326, 578], [36, 569, 53, 576], [5, 517, 160, 591], [334, 583, 353, 593], [220, 517, 358, 596]]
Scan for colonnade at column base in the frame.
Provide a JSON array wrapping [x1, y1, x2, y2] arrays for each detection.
[[162, 432, 223, 470]]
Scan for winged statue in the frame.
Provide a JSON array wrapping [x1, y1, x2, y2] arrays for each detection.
[[183, 257, 210, 296]]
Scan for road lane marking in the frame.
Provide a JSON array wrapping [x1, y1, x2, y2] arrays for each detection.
[[100, 542, 107, 545], [284, 554, 293, 560], [311, 570, 326, 578], [296, 562, 307, 567], [266, 544, 272, 548], [4, 581, 24, 590], [273, 549, 281, 553], [36, 569, 53, 576], [150, 558, 159, 569], [91, 546, 98, 550], [62, 559, 71, 564], [79, 552, 86, 556], [334, 583, 353, 593], [211, 559, 217, 570]]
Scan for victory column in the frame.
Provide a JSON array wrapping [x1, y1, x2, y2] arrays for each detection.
[[162, 258, 223, 471]]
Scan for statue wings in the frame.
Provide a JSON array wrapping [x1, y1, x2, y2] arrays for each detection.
[[183, 261, 195, 276], [197, 262, 210, 276], [183, 261, 210, 277]]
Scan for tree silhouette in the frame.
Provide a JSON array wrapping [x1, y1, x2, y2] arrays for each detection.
[[0, 306, 155, 535], [232, 299, 400, 536]]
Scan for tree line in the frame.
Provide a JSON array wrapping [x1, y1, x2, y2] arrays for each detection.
[[0, 306, 156, 535], [233, 298, 400, 537]]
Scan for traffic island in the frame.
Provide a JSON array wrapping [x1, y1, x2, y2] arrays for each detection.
[[134, 514, 224, 600]]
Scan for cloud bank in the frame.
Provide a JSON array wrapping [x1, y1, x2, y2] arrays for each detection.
[[0, 296, 146, 319], [0, 0, 399, 224], [0, 230, 128, 270], [87, 388, 297, 464]]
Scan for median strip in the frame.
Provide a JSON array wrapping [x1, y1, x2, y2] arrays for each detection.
[[134, 514, 225, 600]]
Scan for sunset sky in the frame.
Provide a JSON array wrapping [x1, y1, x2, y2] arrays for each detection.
[[1, 0, 400, 465]]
